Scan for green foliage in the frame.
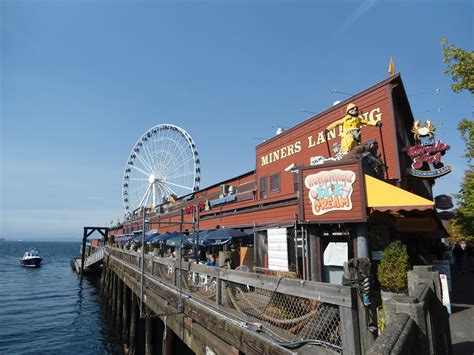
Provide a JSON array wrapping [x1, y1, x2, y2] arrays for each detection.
[[457, 119, 474, 162], [441, 38, 474, 95], [453, 168, 474, 241], [132, 242, 141, 251], [441, 39, 474, 241], [108, 235, 115, 245], [377, 242, 409, 293]]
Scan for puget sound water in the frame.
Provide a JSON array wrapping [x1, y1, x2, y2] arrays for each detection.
[[0, 241, 123, 354]]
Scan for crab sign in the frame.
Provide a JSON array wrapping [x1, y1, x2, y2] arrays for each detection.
[[411, 120, 436, 141]]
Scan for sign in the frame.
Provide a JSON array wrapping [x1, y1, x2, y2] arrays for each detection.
[[323, 242, 348, 266], [440, 274, 451, 314], [184, 203, 206, 214], [267, 228, 288, 271], [260, 107, 383, 167], [406, 120, 452, 179], [432, 260, 452, 292], [435, 195, 454, 210], [438, 210, 455, 220], [209, 195, 236, 207], [304, 169, 356, 216]]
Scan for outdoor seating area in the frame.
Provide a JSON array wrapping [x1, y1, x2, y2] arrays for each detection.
[[110, 227, 254, 269]]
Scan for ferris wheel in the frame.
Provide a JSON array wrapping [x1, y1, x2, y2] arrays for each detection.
[[122, 124, 200, 215]]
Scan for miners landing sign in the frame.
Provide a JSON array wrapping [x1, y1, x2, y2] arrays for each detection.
[[406, 120, 452, 179], [304, 169, 356, 216]]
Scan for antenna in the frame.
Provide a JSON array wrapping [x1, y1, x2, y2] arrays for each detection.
[[298, 108, 317, 114], [414, 107, 442, 115], [330, 89, 354, 96], [409, 89, 440, 97]]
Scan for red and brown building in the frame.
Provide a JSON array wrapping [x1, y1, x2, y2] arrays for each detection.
[[110, 73, 448, 283]]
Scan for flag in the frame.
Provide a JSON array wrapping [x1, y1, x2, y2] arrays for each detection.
[[388, 57, 395, 75]]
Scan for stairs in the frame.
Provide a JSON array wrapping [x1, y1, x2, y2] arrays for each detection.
[[84, 247, 105, 269]]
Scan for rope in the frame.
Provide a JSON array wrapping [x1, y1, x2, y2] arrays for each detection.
[[227, 287, 321, 326]]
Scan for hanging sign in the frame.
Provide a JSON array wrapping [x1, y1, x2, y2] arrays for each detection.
[[435, 195, 454, 210], [406, 120, 452, 178], [304, 169, 356, 216]]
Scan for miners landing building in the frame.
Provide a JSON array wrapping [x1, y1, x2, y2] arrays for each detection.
[[110, 73, 447, 283]]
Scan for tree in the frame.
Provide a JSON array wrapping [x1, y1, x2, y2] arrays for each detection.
[[441, 38, 474, 241], [441, 38, 474, 95]]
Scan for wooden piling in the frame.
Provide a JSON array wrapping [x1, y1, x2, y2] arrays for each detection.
[[122, 282, 130, 343], [162, 317, 174, 355], [112, 273, 117, 319], [145, 314, 153, 355], [129, 292, 138, 354], [100, 263, 107, 295], [116, 277, 123, 331]]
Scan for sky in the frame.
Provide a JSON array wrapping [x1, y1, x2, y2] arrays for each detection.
[[1, 0, 472, 241]]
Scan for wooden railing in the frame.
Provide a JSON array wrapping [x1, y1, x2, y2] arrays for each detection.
[[106, 246, 361, 354]]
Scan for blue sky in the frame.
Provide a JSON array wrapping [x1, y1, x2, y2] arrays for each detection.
[[1, 0, 472, 241]]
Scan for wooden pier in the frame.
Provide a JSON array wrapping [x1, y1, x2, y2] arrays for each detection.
[[100, 246, 362, 354]]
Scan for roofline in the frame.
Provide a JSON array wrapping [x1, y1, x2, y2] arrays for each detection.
[[256, 73, 402, 149], [197, 169, 256, 192]]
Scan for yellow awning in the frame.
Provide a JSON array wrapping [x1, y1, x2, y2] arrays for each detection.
[[364, 174, 434, 212]]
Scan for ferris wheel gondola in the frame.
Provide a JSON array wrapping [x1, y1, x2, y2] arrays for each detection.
[[122, 124, 200, 215]]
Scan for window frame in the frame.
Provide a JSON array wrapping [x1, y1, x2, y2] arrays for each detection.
[[259, 176, 268, 199], [269, 172, 280, 194]]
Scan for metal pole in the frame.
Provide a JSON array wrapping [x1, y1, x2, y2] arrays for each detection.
[[178, 208, 184, 312], [293, 219, 299, 276], [356, 223, 369, 258], [140, 207, 146, 318], [80, 227, 87, 282], [301, 226, 306, 280], [196, 205, 200, 259]]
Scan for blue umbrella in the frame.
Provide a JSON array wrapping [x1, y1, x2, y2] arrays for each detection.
[[165, 235, 193, 249], [148, 232, 180, 244], [188, 230, 211, 246], [202, 228, 251, 246]]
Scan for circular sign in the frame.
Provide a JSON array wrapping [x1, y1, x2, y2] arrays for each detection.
[[435, 195, 454, 210], [438, 210, 455, 220]]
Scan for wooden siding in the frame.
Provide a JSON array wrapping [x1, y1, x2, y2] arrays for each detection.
[[256, 81, 399, 200]]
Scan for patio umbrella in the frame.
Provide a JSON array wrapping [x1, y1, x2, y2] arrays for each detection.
[[148, 232, 180, 244], [188, 230, 211, 246], [202, 228, 251, 246], [165, 235, 193, 249]]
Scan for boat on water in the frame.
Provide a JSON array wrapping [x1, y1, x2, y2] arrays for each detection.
[[20, 249, 43, 268]]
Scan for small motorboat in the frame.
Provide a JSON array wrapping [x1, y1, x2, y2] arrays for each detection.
[[20, 249, 43, 268]]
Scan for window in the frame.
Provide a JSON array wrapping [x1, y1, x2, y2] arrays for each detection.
[[260, 177, 267, 199], [270, 173, 280, 193], [293, 170, 300, 193]]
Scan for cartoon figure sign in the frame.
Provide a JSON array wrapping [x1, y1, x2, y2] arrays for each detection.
[[304, 169, 356, 216]]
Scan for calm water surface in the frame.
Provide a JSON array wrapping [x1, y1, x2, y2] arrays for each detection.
[[0, 241, 123, 354]]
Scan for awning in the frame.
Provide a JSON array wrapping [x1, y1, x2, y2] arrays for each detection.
[[364, 174, 434, 212]]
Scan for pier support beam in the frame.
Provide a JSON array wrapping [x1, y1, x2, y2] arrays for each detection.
[[122, 282, 130, 343], [129, 292, 138, 355], [112, 273, 117, 319], [162, 317, 175, 355], [116, 277, 123, 331], [145, 315, 153, 355]]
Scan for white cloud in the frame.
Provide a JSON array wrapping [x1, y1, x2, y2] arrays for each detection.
[[338, 0, 378, 34]]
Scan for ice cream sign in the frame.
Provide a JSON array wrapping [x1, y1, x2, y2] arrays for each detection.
[[304, 169, 356, 216]]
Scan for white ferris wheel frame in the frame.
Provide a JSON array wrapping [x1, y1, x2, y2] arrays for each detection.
[[122, 124, 200, 216]]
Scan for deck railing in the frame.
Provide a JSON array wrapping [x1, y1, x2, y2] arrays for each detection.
[[107, 246, 361, 354]]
